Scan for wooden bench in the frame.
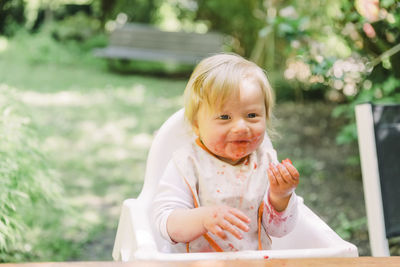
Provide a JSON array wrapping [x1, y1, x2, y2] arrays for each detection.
[[93, 23, 225, 65]]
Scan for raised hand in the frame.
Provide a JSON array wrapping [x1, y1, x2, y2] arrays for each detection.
[[267, 158, 300, 211]]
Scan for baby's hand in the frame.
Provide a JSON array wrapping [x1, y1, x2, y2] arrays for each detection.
[[267, 159, 300, 211], [201, 205, 250, 240]]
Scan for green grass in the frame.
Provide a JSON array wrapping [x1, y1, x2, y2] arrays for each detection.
[[0, 30, 186, 261]]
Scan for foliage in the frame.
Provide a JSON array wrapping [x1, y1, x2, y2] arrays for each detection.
[[334, 212, 367, 241], [166, 0, 264, 56], [329, 0, 400, 144], [5, 26, 107, 69], [0, 86, 65, 262], [0, 0, 25, 36], [90, 0, 160, 25], [261, 0, 400, 144], [193, 0, 264, 56], [48, 12, 103, 42]]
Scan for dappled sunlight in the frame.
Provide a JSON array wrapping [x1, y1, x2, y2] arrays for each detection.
[[111, 84, 146, 105], [130, 133, 153, 149], [77, 119, 135, 147], [13, 85, 182, 213], [42, 136, 72, 153], [18, 84, 147, 107], [0, 36, 8, 53], [20, 90, 107, 107], [97, 147, 132, 161]]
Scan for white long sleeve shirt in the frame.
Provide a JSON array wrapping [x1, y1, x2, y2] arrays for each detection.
[[152, 138, 298, 252]]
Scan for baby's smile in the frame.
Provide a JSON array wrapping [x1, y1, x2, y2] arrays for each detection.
[[229, 140, 250, 144]]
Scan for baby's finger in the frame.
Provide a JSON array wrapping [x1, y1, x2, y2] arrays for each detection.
[[277, 163, 291, 183], [229, 208, 251, 224], [225, 213, 249, 233], [269, 163, 284, 184], [267, 169, 278, 186], [271, 163, 287, 184], [283, 162, 300, 180], [211, 225, 227, 240], [220, 220, 243, 240], [281, 158, 292, 165]]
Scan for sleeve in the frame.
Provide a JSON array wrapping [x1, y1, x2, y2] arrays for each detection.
[[151, 159, 195, 244], [262, 190, 298, 237]]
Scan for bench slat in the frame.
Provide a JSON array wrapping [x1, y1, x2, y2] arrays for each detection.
[[94, 23, 225, 65], [93, 46, 217, 64], [110, 31, 223, 51], [110, 34, 222, 48]]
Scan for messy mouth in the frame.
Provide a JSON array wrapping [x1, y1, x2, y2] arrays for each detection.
[[230, 140, 250, 144]]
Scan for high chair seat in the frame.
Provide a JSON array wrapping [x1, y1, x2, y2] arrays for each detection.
[[112, 108, 358, 261]]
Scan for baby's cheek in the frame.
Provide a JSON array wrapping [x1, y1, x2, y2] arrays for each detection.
[[252, 133, 264, 143], [209, 141, 225, 154], [251, 134, 264, 148]]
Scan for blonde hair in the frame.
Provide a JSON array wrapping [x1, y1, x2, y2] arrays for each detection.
[[184, 53, 275, 132]]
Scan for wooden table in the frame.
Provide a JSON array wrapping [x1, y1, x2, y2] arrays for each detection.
[[2, 258, 400, 267]]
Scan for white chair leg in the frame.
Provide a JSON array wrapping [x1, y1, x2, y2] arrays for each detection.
[[355, 104, 390, 256]]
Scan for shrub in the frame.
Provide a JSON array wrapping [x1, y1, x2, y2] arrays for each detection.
[[267, 1, 400, 144], [0, 86, 65, 262], [0, 0, 25, 36], [48, 12, 102, 43]]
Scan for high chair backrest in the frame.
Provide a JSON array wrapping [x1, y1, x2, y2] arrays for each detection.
[[138, 108, 273, 203], [138, 109, 192, 203]]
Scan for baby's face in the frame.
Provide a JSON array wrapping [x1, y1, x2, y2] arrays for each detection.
[[194, 78, 266, 165]]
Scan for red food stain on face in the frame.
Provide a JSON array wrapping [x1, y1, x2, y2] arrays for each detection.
[[254, 163, 257, 169]]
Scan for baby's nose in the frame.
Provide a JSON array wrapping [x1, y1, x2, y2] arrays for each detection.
[[232, 119, 249, 133]]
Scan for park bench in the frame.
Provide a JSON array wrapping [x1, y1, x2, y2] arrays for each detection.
[[93, 23, 225, 65]]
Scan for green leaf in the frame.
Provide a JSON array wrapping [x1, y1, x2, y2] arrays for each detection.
[[381, 0, 395, 8], [382, 76, 400, 95]]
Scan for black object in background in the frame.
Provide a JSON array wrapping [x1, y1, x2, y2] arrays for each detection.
[[373, 104, 400, 238]]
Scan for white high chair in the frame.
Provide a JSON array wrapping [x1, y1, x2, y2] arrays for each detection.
[[112, 108, 358, 261]]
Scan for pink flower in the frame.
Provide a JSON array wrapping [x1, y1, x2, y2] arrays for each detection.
[[363, 23, 376, 38]]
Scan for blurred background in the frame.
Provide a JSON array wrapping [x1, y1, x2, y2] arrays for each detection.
[[1, 0, 399, 262]]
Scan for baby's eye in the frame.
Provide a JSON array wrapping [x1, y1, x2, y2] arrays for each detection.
[[248, 113, 257, 118], [219, 114, 231, 120]]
